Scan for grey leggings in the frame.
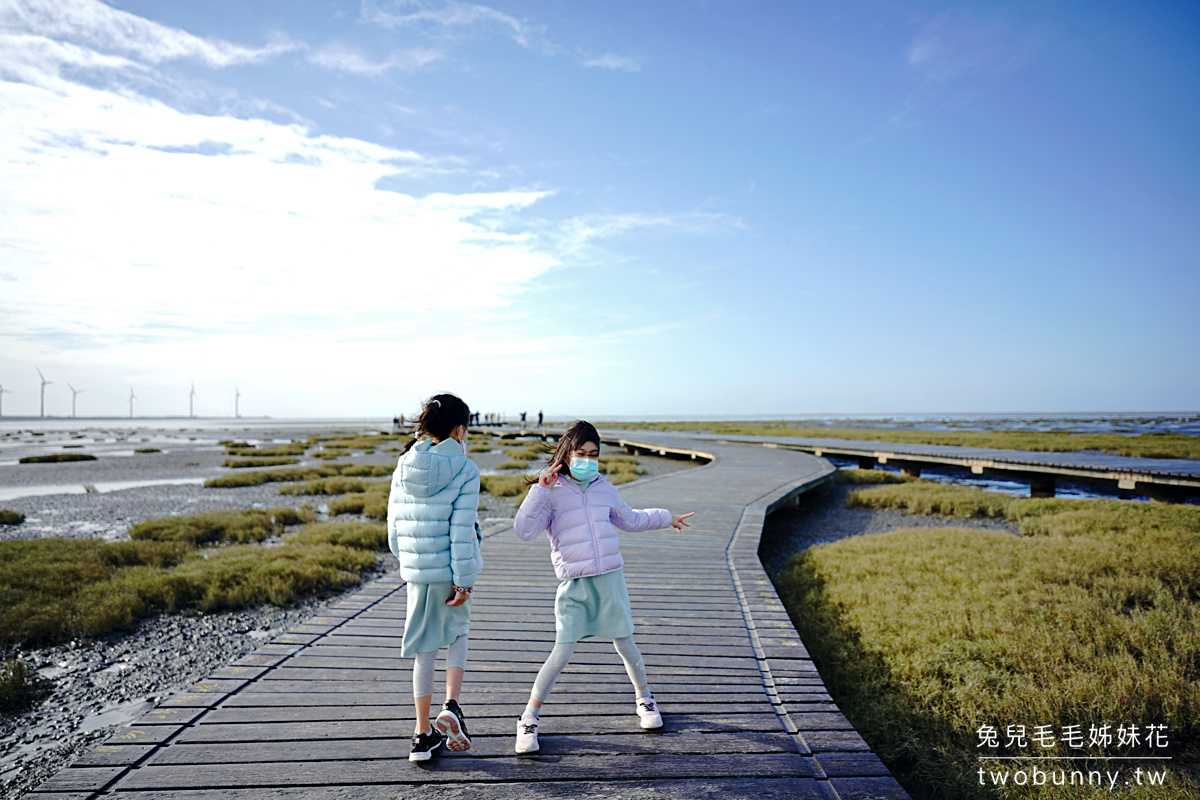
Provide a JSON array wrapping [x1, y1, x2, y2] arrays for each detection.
[[412, 634, 468, 698], [531, 636, 647, 702]]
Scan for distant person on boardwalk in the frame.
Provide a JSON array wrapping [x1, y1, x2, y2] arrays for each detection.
[[520, 411, 527, 432], [388, 393, 482, 761], [537, 410, 543, 429], [510, 420, 694, 753]]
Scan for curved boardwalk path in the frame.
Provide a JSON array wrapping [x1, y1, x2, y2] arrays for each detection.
[[29, 435, 910, 800]]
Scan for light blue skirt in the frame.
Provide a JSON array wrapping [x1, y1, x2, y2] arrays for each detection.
[[554, 568, 635, 643], [402, 581, 472, 658]]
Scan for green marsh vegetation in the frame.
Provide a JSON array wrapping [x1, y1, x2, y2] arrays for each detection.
[[278, 477, 383, 496], [480, 475, 528, 499], [469, 445, 493, 453], [221, 457, 301, 469], [0, 510, 24, 526], [19, 453, 97, 463], [0, 658, 52, 713], [134, 448, 160, 454], [0, 514, 389, 648], [775, 481, 1200, 798], [128, 506, 315, 545], [496, 461, 530, 470], [203, 463, 391, 489], [616, 421, 1200, 460], [224, 443, 306, 457], [834, 467, 909, 485], [599, 455, 646, 485]]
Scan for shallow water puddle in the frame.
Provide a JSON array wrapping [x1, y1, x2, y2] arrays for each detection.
[[77, 698, 157, 734], [0, 478, 205, 503]]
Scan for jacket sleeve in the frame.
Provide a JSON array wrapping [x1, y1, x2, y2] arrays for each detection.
[[608, 487, 671, 532], [386, 465, 403, 559], [448, 466, 481, 589], [514, 484, 553, 541]]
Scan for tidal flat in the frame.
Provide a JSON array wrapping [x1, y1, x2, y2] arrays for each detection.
[[0, 420, 696, 799]]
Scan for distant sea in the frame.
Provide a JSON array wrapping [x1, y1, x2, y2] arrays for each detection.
[[1, 413, 1197, 437]]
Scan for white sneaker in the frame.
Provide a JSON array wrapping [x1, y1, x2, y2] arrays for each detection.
[[515, 717, 540, 753], [636, 697, 663, 729]]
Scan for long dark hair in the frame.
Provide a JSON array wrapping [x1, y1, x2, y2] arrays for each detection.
[[524, 420, 600, 485], [402, 393, 471, 454]]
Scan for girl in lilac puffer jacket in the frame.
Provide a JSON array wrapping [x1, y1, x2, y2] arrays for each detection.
[[511, 420, 694, 753]]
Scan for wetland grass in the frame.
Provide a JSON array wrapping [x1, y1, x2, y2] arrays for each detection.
[[0, 658, 52, 713], [775, 482, 1200, 798], [278, 477, 386, 496], [0, 516, 388, 648], [128, 506, 316, 546], [224, 443, 307, 457], [0, 510, 24, 526], [599, 455, 646, 485], [19, 453, 97, 463], [203, 463, 391, 489], [221, 457, 301, 469], [834, 468, 909, 485]]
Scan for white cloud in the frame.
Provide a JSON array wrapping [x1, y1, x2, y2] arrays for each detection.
[[551, 212, 744, 258], [0, 23, 561, 363], [308, 42, 444, 75], [0, 0, 300, 68], [905, 12, 1035, 85], [582, 53, 642, 72], [361, 0, 544, 50]]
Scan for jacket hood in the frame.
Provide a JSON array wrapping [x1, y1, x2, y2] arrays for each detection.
[[397, 437, 468, 497]]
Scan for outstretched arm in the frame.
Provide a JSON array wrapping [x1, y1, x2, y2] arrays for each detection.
[[514, 462, 559, 540]]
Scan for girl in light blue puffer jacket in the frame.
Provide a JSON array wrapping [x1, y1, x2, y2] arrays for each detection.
[[511, 420, 694, 754], [387, 393, 482, 761]]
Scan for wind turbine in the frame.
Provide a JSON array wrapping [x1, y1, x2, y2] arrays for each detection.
[[68, 383, 84, 418], [36, 367, 52, 418], [234, 385, 241, 419], [128, 385, 138, 419], [0, 383, 12, 417], [189, 382, 196, 418]]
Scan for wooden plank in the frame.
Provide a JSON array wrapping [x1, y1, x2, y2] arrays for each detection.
[[25, 766, 123, 793], [118, 753, 816, 790], [829, 776, 913, 800], [203, 700, 778, 724], [219, 689, 768, 707], [172, 713, 788, 743], [104, 777, 827, 799], [146, 732, 799, 765]]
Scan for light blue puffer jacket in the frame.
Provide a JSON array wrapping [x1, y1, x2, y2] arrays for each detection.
[[387, 437, 482, 588]]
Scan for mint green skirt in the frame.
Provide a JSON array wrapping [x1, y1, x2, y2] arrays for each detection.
[[402, 581, 472, 657], [554, 568, 635, 643]]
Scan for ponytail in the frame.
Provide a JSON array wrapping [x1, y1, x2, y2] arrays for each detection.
[[402, 393, 471, 454]]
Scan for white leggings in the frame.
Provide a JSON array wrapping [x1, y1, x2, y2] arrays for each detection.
[[412, 634, 468, 698], [531, 636, 647, 702]]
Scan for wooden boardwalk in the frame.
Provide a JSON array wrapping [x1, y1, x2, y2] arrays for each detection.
[[624, 430, 1200, 500], [29, 436, 910, 800]]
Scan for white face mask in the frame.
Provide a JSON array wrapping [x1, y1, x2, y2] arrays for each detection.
[[460, 426, 468, 455]]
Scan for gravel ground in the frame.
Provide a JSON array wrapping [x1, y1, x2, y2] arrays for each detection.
[[0, 424, 699, 798], [759, 476, 1018, 576]]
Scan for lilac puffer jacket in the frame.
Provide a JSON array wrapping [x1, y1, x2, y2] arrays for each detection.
[[514, 475, 672, 580]]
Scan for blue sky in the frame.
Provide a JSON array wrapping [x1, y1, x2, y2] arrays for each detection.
[[1, 0, 1197, 419]]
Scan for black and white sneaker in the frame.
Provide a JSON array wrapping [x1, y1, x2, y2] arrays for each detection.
[[409, 727, 444, 762], [434, 699, 472, 752], [636, 697, 663, 729]]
